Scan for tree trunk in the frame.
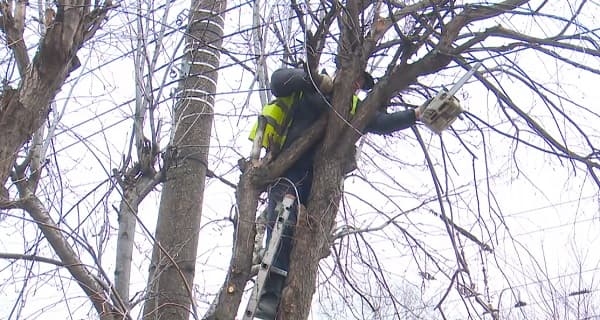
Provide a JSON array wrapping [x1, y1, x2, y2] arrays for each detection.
[[203, 170, 260, 320], [114, 172, 161, 307], [278, 157, 343, 320], [279, 149, 347, 320], [0, 0, 111, 185], [277, 67, 358, 320], [203, 117, 328, 319], [114, 0, 170, 302], [142, 0, 226, 319]]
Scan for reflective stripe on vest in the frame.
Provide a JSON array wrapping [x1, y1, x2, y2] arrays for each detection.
[[351, 95, 359, 115]]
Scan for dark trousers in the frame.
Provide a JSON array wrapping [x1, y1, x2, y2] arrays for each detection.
[[265, 163, 313, 272]]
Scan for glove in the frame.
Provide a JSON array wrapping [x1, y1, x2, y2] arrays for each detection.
[[311, 73, 333, 94]]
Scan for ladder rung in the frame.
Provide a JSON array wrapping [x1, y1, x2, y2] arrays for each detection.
[[270, 266, 288, 277], [242, 195, 296, 320]]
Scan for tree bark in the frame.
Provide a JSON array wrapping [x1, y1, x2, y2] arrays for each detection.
[[0, 0, 112, 186], [142, 0, 226, 319], [203, 117, 328, 319], [203, 171, 260, 320], [278, 77, 355, 319], [279, 154, 346, 320]]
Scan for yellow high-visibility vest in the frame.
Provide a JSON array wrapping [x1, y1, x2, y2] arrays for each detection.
[[249, 93, 359, 149], [249, 92, 299, 149]]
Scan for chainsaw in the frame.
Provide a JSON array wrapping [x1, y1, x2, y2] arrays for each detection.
[[419, 62, 482, 134]]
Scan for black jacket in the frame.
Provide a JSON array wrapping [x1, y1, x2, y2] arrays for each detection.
[[270, 68, 416, 169]]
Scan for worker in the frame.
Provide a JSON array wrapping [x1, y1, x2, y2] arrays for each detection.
[[250, 67, 420, 319]]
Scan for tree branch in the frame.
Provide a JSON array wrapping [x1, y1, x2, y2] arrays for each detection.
[[0, 252, 64, 266], [0, 0, 114, 186], [0, 1, 30, 75], [249, 115, 327, 187], [15, 186, 126, 319]]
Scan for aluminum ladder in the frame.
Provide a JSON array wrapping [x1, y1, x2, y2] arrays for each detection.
[[242, 194, 295, 320]]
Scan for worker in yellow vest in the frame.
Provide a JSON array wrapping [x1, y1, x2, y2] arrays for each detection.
[[250, 67, 420, 319]]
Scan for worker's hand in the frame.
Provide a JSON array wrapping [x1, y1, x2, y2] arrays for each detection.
[[316, 74, 333, 94], [416, 98, 431, 121], [414, 108, 422, 121]]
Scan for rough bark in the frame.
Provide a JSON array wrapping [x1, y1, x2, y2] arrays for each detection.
[[279, 154, 346, 320], [0, 0, 112, 186], [278, 65, 357, 320], [142, 0, 226, 319], [203, 171, 260, 320]]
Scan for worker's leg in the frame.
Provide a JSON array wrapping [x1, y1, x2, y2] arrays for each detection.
[[264, 179, 295, 272], [265, 165, 313, 271], [257, 166, 312, 318]]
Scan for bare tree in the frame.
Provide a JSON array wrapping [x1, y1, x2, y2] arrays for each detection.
[[211, 0, 600, 319], [0, 0, 113, 185], [113, 0, 173, 307], [0, 1, 125, 319], [142, 0, 227, 319], [1, 0, 599, 319]]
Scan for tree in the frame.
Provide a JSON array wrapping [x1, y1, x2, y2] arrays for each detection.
[[0, 1, 124, 319], [0, 0, 113, 185], [1, 0, 599, 319], [112, 0, 172, 307], [142, 0, 227, 319], [211, 0, 600, 319]]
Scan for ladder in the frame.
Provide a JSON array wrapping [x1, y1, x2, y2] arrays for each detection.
[[243, 194, 295, 320]]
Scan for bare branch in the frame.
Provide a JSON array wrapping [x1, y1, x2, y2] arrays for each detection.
[[0, 0, 114, 186], [0, 252, 64, 266], [15, 185, 126, 319], [0, 1, 30, 75]]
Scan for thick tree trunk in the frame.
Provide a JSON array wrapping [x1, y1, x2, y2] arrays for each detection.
[[204, 172, 260, 320], [279, 154, 345, 320], [0, 0, 111, 185], [203, 117, 328, 319], [142, 0, 226, 319], [277, 69, 358, 320]]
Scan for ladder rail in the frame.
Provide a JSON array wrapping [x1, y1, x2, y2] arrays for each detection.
[[243, 194, 295, 320]]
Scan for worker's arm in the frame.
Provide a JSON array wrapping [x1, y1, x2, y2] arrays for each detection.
[[270, 68, 332, 97], [270, 68, 314, 97], [364, 109, 419, 135]]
